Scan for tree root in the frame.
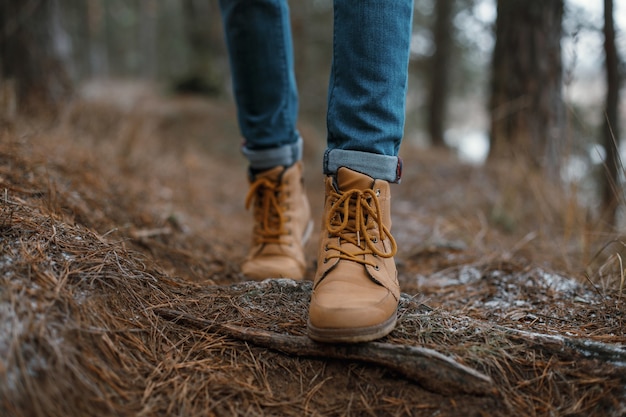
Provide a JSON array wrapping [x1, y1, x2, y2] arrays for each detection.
[[155, 308, 496, 397], [496, 325, 626, 365]]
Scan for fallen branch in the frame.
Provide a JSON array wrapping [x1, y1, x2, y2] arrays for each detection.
[[155, 308, 496, 397]]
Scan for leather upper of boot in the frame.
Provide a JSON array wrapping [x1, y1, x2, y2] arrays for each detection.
[[242, 161, 312, 280], [309, 167, 399, 330]]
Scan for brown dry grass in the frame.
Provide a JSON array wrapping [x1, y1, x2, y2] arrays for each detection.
[[0, 82, 624, 416]]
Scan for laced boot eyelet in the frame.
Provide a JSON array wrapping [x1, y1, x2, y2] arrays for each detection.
[[323, 258, 329, 263], [375, 189, 380, 197], [374, 265, 380, 271]]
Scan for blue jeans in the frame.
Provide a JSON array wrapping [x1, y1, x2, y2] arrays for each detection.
[[220, 0, 413, 182]]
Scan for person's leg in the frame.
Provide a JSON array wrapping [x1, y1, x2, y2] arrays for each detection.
[[324, 0, 413, 181], [219, 0, 312, 280], [308, 0, 414, 342]]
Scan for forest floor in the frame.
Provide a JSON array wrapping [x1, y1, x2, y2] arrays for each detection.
[[1, 81, 625, 417]]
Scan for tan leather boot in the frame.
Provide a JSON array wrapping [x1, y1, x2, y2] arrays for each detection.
[[242, 161, 313, 280], [308, 167, 399, 343]]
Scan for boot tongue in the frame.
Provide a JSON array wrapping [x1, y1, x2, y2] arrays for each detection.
[[253, 165, 285, 181], [335, 167, 374, 192]]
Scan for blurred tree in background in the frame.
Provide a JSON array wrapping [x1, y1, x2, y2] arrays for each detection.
[[176, 0, 225, 95], [0, 0, 72, 113], [0, 0, 623, 226], [427, 0, 454, 148], [601, 0, 622, 227], [488, 0, 566, 180]]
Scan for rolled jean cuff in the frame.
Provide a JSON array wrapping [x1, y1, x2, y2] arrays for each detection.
[[242, 136, 303, 170], [323, 149, 402, 183]]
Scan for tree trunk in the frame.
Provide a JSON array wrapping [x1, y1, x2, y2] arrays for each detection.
[[427, 0, 454, 148], [86, 0, 108, 77], [139, 0, 158, 80], [488, 0, 565, 180], [0, 0, 72, 113], [600, 0, 622, 227], [175, 0, 222, 95]]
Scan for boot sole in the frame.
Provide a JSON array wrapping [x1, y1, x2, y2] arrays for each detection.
[[306, 312, 397, 343]]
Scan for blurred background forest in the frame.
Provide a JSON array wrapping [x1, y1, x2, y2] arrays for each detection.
[[0, 0, 624, 226]]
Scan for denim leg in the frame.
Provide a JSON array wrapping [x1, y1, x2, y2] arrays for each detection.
[[325, 0, 413, 182], [219, 0, 300, 168]]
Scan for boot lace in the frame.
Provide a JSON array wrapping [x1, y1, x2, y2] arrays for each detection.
[[325, 188, 397, 266], [245, 177, 288, 245]]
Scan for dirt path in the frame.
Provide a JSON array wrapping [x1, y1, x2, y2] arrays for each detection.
[[1, 83, 625, 416]]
